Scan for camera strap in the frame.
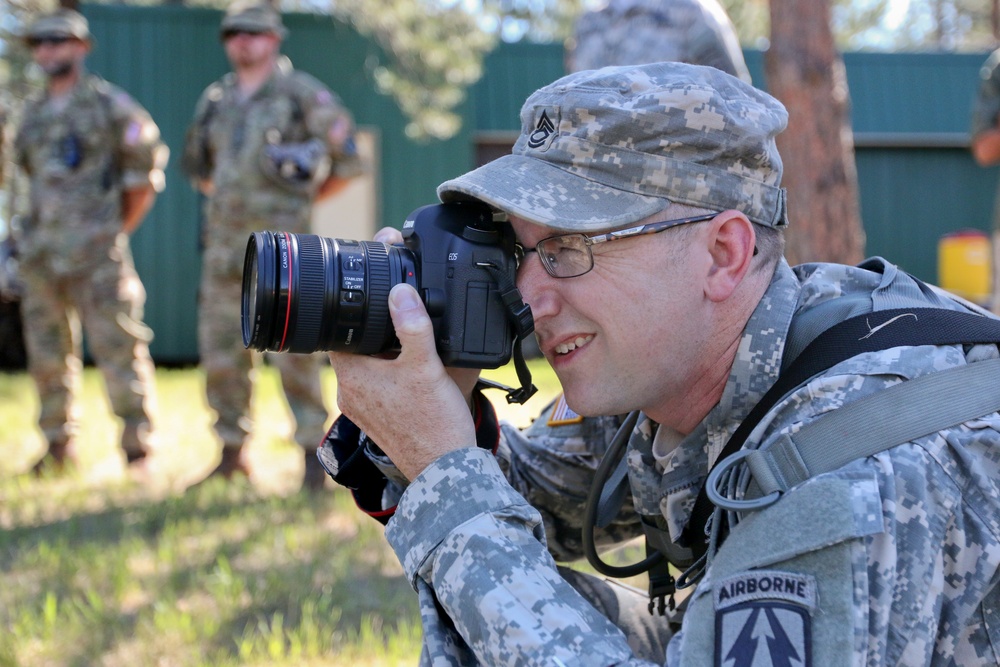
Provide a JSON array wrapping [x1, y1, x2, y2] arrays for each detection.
[[476, 261, 539, 405]]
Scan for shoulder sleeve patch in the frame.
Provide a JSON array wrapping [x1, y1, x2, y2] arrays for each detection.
[[546, 394, 584, 427], [715, 599, 812, 667], [713, 570, 815, 667]]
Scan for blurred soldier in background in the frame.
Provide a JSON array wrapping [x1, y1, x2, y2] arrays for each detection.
[[182, 1, 362, 490], [970, 47, 1000, 316], [566, 0, 751, 82], [0, 103, 7, 183], [13, 9, 168, 473], [0, 104, 27, 373]]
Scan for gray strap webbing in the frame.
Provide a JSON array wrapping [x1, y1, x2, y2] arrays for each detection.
[[746, 358, 1000, 498]]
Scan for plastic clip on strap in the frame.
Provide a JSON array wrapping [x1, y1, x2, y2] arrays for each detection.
[[476, 261, 538, 405]]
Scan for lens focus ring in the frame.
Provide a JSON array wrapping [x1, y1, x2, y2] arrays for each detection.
[[358, 241, 392, 355], [286, 235, 325, 352]]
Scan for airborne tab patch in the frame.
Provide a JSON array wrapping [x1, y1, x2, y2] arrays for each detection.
[[714, 571, 814, 667]]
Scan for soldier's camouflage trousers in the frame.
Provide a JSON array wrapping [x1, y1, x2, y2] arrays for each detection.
[[198, 221, 329, 452], [20, 235, 157, 457]]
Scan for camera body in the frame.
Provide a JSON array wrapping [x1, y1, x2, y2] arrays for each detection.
[[400, 202, 519, 367], [242, 201, 526, 369]]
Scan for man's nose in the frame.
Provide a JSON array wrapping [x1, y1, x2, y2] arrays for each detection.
[[516, 252, 557, 319]]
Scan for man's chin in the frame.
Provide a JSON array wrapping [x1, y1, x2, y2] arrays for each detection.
[[42, 61, 75, 78], [561, 390, 617, 419]]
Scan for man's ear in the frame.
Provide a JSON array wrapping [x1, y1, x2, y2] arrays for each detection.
[[704, 210, 756, 302]]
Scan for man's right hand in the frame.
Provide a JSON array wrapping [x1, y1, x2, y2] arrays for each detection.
[[370, 226, 481, 406], [330, 283, 479, 481]]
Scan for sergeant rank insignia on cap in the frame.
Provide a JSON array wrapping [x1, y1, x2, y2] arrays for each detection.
[[547, 394, 583, 426], [527, 109, 557, 150]]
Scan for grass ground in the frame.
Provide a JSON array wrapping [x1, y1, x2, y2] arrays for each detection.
[[0, 360, 565, 667]]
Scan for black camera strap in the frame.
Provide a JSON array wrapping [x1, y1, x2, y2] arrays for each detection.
[[476, 261, 538, 405]]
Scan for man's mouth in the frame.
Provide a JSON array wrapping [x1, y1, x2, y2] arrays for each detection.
[[554, 335, 594, 355]]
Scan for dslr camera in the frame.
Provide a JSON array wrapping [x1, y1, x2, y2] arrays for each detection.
[[241, 201, 535, 376]]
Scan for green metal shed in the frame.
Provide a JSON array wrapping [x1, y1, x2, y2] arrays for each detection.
[[63, 5, 1000, 363]]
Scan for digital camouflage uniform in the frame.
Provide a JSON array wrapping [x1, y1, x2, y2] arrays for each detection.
[[14, 63, 166, 460], [971, 48, 1000, 315], [323, 64, 1000, 665], [567, 0, 751, 82], [182, 33, 360, 455], [380, 258, 1000, 667]]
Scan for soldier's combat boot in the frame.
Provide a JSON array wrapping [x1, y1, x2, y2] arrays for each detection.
[[121, 419, 151, 466], [32, 436, 71, 476], [206, 446, 251, 481]]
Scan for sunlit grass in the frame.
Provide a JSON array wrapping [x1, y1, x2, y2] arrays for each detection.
[[0, 358, 562, 666]]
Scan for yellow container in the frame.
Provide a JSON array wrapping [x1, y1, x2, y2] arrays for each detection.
[[938, 230, 993, 304]]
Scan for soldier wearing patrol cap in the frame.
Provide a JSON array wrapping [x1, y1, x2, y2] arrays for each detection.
[[324, 62, 1000, 665], [14, 8, 168, 474], [567, 0, 752, 82], [182, 1, 362, 490]]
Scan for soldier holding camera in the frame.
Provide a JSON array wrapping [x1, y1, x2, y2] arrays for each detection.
[[181, 1, 361, 489], [311, 63, 1000, 664], [13, 9, 167, 473]]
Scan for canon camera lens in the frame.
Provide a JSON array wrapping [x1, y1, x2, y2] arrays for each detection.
[[241, 231, 416, 355]]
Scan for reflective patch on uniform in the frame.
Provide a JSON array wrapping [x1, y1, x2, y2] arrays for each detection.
[[124, 120, 142, 146], [547, 394, 583, 426], [715, 601, 811, 667], [714, 571, 814, 667]]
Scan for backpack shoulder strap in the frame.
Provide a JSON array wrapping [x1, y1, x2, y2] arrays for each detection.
[[738, 356, 1000, 502], [680, 307, 1000, 554]]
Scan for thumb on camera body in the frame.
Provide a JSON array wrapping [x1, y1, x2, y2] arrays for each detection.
[[388, 284, 435, 358]]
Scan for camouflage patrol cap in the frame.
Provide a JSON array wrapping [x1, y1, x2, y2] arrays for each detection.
[[437, 61, 789, 231], [220, 1, 287, 38], [24, 9, 92, 43]]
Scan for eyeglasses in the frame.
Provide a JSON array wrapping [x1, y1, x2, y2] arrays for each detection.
[[514, 213, 719, 279], [221, 29, 268, 41], [28, 36, 72, 48]]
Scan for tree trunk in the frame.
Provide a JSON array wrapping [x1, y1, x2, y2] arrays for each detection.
[[765, 0, 865, 266]]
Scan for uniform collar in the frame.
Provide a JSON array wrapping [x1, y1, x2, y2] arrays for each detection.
[[645, 259, 802, 541]]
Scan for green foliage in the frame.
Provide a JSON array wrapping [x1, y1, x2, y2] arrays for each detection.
[[0, 362, 561, 665], [332, 0, 501, 141], [717, 0, 771, 47], [892, 0, 997, 51], [327, 0, 594, 140]]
